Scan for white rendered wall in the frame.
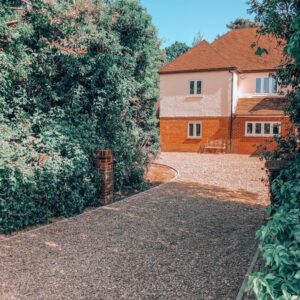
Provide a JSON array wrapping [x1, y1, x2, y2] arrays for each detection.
[[237, 72, 280, 98], [232, 71, 239, 113], [160, 71, 232, 117]]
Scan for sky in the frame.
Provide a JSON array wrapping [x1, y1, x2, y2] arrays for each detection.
[[140, 0, 254, 47]]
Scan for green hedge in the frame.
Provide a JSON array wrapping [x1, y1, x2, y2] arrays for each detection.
[[248, 157, 300, 299], [0, 125, 99, 233], [0, 0, 161, 233]]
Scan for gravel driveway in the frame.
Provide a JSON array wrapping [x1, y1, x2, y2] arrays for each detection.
[[0, 153, 268, 300]]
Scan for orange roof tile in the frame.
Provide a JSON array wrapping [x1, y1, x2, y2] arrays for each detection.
[[212, 28, 284, 72], [160, 28, 284, 74], [159, 40, 234, 74], [235, 97, 288, 116]]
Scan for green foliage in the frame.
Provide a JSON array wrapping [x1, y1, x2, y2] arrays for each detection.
[[271, 158, 300, 210], [248, 0, 300, 129], [247, 157, 300, 299], [226, 18, 258, 29], [164, 41, 190, 62], [0, 121, 100, 233], [247, 1, 300, 299], [0, 0, 161, 233], [261, 134, 298, 161]]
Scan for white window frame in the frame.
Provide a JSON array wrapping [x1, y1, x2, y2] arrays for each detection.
[[245, 121, 281, 137], [188, 122, 202, 139], [189, 80, 202, 96], [255, 76, 277, 94]]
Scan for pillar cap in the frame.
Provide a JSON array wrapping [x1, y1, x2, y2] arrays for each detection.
[[95, 149, 113, 158]]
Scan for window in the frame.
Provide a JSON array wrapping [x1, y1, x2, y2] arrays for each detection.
[[255, 123, 262, 134], [188, 122, 202, 138], [245, 122, 281, 137], [189, 80, 202, 95], [255, 76, 277, 94]]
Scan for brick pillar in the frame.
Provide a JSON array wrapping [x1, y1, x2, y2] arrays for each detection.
[[95, 150, 113, 205]]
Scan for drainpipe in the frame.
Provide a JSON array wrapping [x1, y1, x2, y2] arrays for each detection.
[[229, 70, 234, 153]]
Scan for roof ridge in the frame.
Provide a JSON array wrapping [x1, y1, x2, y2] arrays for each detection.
[[160, 40, 233, 73], [163, 40, 208, 66], [160, 28, 283, 74], [208, 41, 235, 68], [212, 30, 231, 45], [212, 27, 260, 45]]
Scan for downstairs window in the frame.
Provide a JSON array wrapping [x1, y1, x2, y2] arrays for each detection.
[[245, 122, 281, 137], [188, 122, 202, 138]]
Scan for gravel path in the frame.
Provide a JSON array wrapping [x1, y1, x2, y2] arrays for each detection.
[[0, 153, 268, 300], [156, 153, 269, 205]]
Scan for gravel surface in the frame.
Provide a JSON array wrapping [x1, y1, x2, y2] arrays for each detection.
[[145, 163, 177, 185], [156, 153, 269, 206], [0, 153, 268, 299]]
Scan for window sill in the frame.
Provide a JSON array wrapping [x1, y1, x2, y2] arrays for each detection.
[[245, 134, 280, 137], [186, 95, 203, 99], [253, 93, 279, 96], [187, 137, 202, 140]]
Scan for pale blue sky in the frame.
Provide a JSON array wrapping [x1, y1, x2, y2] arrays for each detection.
[[140, 0, 254, 47]]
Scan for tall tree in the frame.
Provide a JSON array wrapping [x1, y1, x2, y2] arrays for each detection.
[[165, 41, 190, 62], [226, 18, 258, 29]]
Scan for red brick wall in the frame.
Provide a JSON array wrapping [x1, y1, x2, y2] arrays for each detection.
[[232, 116, 293, 155], [160, 117, 230, 152], [95, 150, 114, 205], [160, 116, 294, 154]]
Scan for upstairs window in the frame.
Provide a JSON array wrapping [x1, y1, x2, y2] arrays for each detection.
[[255, 77, 277, 94], [188, 122, 202, 138], [189, 80, 202, 95], [246, 122, 281, 137]]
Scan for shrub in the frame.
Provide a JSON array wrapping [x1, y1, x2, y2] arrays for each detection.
[[247, 1, 300, 298], [0, 0, 161, 233], [247, 156, 300, 299], [0, 123, 98, 233]]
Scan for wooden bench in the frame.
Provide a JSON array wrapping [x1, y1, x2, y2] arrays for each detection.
[[204, 139, 226, 153]]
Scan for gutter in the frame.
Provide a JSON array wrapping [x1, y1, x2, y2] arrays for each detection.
[[238, 68, 277, 74], [159, 67, 236, 75]]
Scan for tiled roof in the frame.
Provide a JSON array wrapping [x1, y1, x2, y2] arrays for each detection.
[[159, 40, 234, 74], [235, 97, 288, 116], [212, 28, 284, 72], [160, 28, 284, 74]]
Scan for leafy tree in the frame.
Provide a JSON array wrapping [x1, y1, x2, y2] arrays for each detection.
[[226, 18, 258, 29], [165, 41, 190, 62], [0, 0, 162, 232], [249, 0, 300, 135], [246, 1, 300, 299], [214, 34, 221, 41]]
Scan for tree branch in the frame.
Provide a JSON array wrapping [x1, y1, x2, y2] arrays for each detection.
[[6, 20, 19, 26]]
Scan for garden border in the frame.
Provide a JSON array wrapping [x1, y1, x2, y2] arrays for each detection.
[[236, 242, 261, 300]]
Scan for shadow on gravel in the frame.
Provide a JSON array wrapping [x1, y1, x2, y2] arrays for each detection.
[[175, 181, 268, 206], [0, 180, 266, 300]]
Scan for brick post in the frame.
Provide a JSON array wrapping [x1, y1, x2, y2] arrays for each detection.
[[95, 150, 114, 205]]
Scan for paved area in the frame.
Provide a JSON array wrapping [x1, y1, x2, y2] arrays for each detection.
[[0, 153, 268, 299]]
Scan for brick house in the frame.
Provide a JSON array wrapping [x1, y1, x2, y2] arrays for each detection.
[[159, 28, 292, 154]]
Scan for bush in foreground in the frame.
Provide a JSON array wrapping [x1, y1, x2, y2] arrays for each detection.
[[0, 0, 161, 233]]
